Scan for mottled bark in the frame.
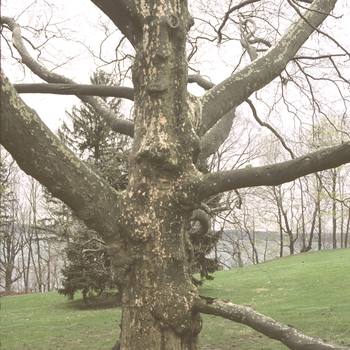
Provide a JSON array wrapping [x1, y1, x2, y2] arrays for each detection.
[[115, 190, 202, 349], [90, 0, 141, 48], [111, 1, 203, 348], [199, 143, 350, 200], [0, 70, 121, 246], [194, 297, 349, 350], [1, 0, 349, 349]]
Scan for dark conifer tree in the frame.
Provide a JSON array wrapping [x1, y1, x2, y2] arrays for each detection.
[[57, 71, 129, 300]]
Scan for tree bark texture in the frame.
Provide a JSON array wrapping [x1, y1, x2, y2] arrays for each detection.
[[113, 1, 204, 348], [1, 0, 350, 349], [0, 71, 122, 245], [194, 297, 349, 350]]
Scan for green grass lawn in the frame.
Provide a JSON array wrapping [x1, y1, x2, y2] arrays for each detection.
[[1, 248, 350, 349], [1, 291, 121, 349]]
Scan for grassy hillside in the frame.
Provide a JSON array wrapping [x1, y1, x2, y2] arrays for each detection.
[[199, 248, 350, 349], [1, 248, 350, 349]]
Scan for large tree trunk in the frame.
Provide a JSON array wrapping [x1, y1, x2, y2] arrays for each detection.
[[2, 0, 350, 349], [116, 204, 202, 349], [114, 2, 202, 348]]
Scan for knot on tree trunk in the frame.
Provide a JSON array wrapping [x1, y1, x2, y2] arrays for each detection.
[[149, 288, 202, 336]]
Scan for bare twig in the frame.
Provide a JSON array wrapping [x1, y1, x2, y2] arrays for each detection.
[[217, 0, 261, 44], [287, 0, 350, 58], [245, 99, 295, 159], [1, 16, 134, 137], [188, 74, 215, 91]]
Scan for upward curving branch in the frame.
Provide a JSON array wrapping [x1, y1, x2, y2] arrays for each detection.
[[196, 109, 236, 171], [90, 0, 142, 48], [199, 0, 337, 136], [0, 16, 134, 137], [0, 69, 121, 246]]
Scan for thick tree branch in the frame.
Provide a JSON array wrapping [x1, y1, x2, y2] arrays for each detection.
[[0, 16, 134, 137], [14, 83, 135, 101], [90, 0, 142, 48], [187, 75, 236, 170], [189, 209, 211, 237], [200, 0, 337, 135], [194, 297, 349, 350], [196, 109, 236, 171], [15, 76, 215, 99], [198, 142, 350, 200], [188, 74, 215, 91], [0, 69, 121, 246]]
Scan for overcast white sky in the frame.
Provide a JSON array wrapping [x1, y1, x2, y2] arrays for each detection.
[[1, 0, 116, 131], [2, 0, 350, 137], [1, 0, 242, 132]]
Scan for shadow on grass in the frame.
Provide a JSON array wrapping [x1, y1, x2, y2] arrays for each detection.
[[63, 291, 122, 311]]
